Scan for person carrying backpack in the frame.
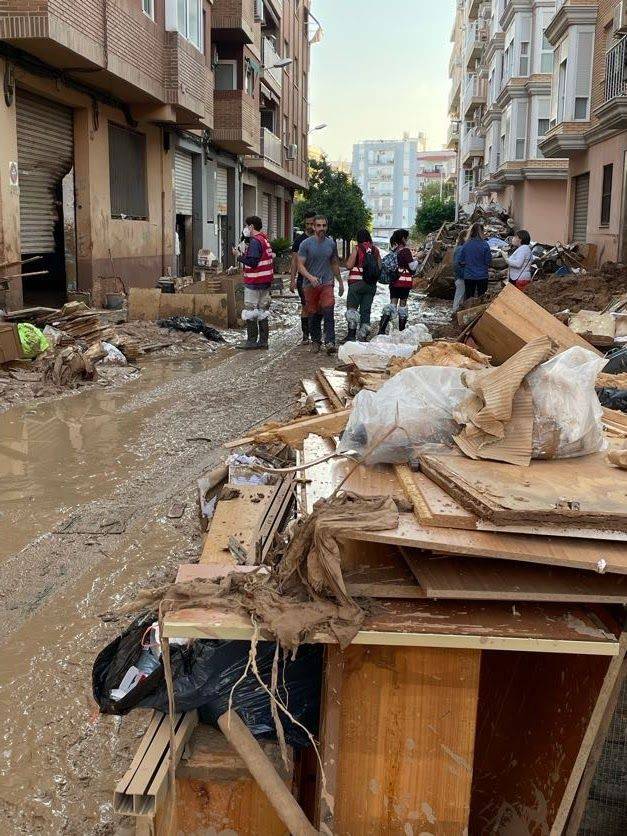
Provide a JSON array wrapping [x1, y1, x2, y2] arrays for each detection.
[[378, 229, 419, 334], [344, 229, 382, 341]]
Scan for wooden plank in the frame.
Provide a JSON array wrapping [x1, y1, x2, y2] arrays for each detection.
[[315, 369, 344, 411], [225, 409, 351, 450], [162, 600, 620, 655], [343, 561, 426, 599], [408, 469, 477, 529], [128, 288, 161, 322], [471, 283, 601, 364], [317, 646, 344, 833], [319, 367, 350, 405], [404, 553, 627, 604], [470, 652, 610, 834], [301, 378, 333, 415], [200, 484, 278, 565], [115, 712, 163, 797], [420, 452, 627, 531], [257, 473, 296, 561], [326, 645, 481, 833]]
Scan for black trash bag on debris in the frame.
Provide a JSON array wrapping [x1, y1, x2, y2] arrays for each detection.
[[603, 347, 627, 375], [597, 387, 627, 413], [157, 315, 226, 342], [92, 614, 322, 748]]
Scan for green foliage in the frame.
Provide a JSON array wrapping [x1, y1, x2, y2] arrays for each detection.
[[295, 156, 371, 244], [420, 180, 455, 202], [270, 236, 292, 255], [414, 192, 455, 235]]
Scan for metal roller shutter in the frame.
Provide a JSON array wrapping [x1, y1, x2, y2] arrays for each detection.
[[572, 173, 590, 244], [16, 89, 74, 254], [260, 193, 270, 233], [216, 166, 228, 215], [175, 149, 193, 215]]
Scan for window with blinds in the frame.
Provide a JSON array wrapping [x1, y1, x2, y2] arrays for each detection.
[[108, 124, 148, 219], [601, 164, 613, 226]]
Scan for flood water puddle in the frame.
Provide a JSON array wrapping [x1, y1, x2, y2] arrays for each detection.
[[0, 353, 222, 562]]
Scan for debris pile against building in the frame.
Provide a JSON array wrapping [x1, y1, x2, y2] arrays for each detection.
[[92, 282, 627, 835]]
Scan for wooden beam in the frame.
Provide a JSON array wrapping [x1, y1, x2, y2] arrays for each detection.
[[225, 409, 351, 450]]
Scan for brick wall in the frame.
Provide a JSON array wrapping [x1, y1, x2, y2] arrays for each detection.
[[107, 1, 165, 93]]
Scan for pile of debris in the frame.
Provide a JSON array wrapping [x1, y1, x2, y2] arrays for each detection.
[[525, 264, 627, 315]]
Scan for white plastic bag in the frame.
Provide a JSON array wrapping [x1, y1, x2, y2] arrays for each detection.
[[99, 341, 128, 366], [338, 341, 415, 371], [372, 323, 431, 346], [227, 453, 276, 485], [42, 325, 63, 348], [338, 366, 469, 464], [528, 347, 607, 459]]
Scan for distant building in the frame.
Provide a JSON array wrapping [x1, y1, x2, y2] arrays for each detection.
[[416, 150, 457, 206], [351, 133, 428, 239]]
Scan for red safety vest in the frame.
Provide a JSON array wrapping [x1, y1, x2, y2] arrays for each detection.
[[243, 232, 275, 287], [391, 246, 414, 289], [348, 243, 379, 283]]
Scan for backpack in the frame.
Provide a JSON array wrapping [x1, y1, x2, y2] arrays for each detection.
[[361, 245, 381, 285], [379, 250, 399, 285]]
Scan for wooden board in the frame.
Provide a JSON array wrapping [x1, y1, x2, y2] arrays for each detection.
[[420, 452, 627, 531], [322, 644, 480, 833], [200, 484, 278, 565], [158, 293, 195, 319], [225, 409, 351, 450], [128, 288, 161, 322], [193, 293, 228, 327], [162, 599, 620, 655], [404, 553, 627, 604], [471, 282, 601, 364], [470, 651, 610, 834]]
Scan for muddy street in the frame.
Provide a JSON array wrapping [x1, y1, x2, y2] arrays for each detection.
[[0, 316, 339, 835]]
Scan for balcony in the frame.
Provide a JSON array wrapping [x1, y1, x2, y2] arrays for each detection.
[[164, 32, 214, 128], [213, 90, 261, 155], [461, 74, 486, 118], [447, 121, 460, 149], [461, 128, 485, 165], [539, 121, 589, 158], [448, 69, 462, 116], [264, 0, 284, 18], [596, 35, 627, 131], [244, 128, 308, 189], [467, 0, 482, 18], [460, 181, 473, 206], [449, 50, 461, 77], [464, 20, 488, 69], [212, 0, 256, 44], [494, 158, 569, 184], [261, 37, 282, 96]]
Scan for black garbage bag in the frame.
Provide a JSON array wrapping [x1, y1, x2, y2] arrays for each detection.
[[157, 315, 226, 342], [92, 615, 322, 748], [603, 347, 627, 375], [597, 387, 627, 413]]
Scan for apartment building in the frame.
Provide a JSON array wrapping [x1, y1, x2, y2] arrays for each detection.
[[449, 0, 570, 241], [416, 150, 457, 204], [539, 0, 627, 261], [0, 0, 310, 310], [351, 133, 427, 240]]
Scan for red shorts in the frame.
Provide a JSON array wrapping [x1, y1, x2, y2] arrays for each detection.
[[303, 282, 335, 315]]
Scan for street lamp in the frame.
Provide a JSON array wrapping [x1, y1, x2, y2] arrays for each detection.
[[265, 57, 292, 70], [309, 123, 327, 133]]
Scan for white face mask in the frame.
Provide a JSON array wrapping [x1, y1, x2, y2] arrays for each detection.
[[242, 226, 251, 238]]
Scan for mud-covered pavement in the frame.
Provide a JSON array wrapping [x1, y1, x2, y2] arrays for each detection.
[[0, 290, 450, 835]]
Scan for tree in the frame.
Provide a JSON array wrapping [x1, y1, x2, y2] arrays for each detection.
[[295, 156, 371, 256], [414, 189, 455, 236]]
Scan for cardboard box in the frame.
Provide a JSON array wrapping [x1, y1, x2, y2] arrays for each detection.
[[0, 322, 23, 363]]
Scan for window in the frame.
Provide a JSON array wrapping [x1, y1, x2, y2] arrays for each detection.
[[176, 0, 202, 50], [541, 32, 553, 73], [574, 97, 588, 120], [538, 118, 550, 137], [601, 164, 613, 226], [215, 60, 237, 91], [245, 62, 255, 97], [519, 42, 529, 76], [142, 0, 154, 19], [108, 124, 148, 219], [557, 59, 567, 123], [515, 139, 526, 159]]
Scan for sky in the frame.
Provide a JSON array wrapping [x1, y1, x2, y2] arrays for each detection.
[[308, 0, 456, 163]]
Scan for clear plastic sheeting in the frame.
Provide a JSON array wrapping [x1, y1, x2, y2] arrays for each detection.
[[371, 323, 432, 346], [338, 366, 469, 464], [338, 340, 415, 371], [528, 347, 607, 459]]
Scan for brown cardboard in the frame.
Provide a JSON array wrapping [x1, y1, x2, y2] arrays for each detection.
[[0, 322, 23, 363], [128, 288, 162, 322], [193, 294, 228, 327]]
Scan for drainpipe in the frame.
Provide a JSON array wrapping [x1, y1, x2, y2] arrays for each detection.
[[161, 127, 166, 276]]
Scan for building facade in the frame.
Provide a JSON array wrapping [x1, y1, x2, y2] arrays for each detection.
[[448, 0, 571, 242], [416, 149, 457, 204], [351, 133, 427, 240], [0, 0, 310, 310], [539, 0, 627, 261]]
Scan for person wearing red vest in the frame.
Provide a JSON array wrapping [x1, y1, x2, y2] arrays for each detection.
[[345, 229, 381, 342], [378, 228, 420, 334], [234, 215, 275, 350]]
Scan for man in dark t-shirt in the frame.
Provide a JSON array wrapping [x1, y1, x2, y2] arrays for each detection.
[[290, 209, 316, 344]]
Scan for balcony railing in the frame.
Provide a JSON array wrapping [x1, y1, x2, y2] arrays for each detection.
[[464, 20, 488, 67], [260, 128, 282, 165], [605, 35, 627, 103], [461, 127, 485, 160], [262, 37, 282, 93], [460, 181, 472, 205], [462, 74, 486, 117], [447, 121, 460, 148]]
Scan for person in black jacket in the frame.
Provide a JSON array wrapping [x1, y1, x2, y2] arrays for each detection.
[[459, 223, 492, 300]]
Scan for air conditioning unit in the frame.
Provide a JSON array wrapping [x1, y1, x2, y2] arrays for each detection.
[[254, 0, 265, 23], [285, 143, 298, 160], [614, 1, 627, 35]]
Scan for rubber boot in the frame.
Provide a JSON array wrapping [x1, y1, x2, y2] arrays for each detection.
[[345, 327, 357, 343], [257, 318, 269, 350], [300, 316, 310, 344], [378, 313, 391, 335], [398, 314, 408, 332], [237, 319, 261, 350]]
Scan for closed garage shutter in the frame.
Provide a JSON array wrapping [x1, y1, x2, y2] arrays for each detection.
[[260, 193, 270, 234], [175, 149, 193, 215], [572, 173, 590, 244], [16, 89, 73, 254], [216, 165, 228, 215]]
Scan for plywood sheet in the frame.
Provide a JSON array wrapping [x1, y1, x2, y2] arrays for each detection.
[[404, 553, 627, 604], [128, 288, 161, 322], [420, 452, 627, 531], [471, 283, 600, 364], [193, 293, 228, 327], [326, 644, 480, 834], [200, 484, 277, 565]]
